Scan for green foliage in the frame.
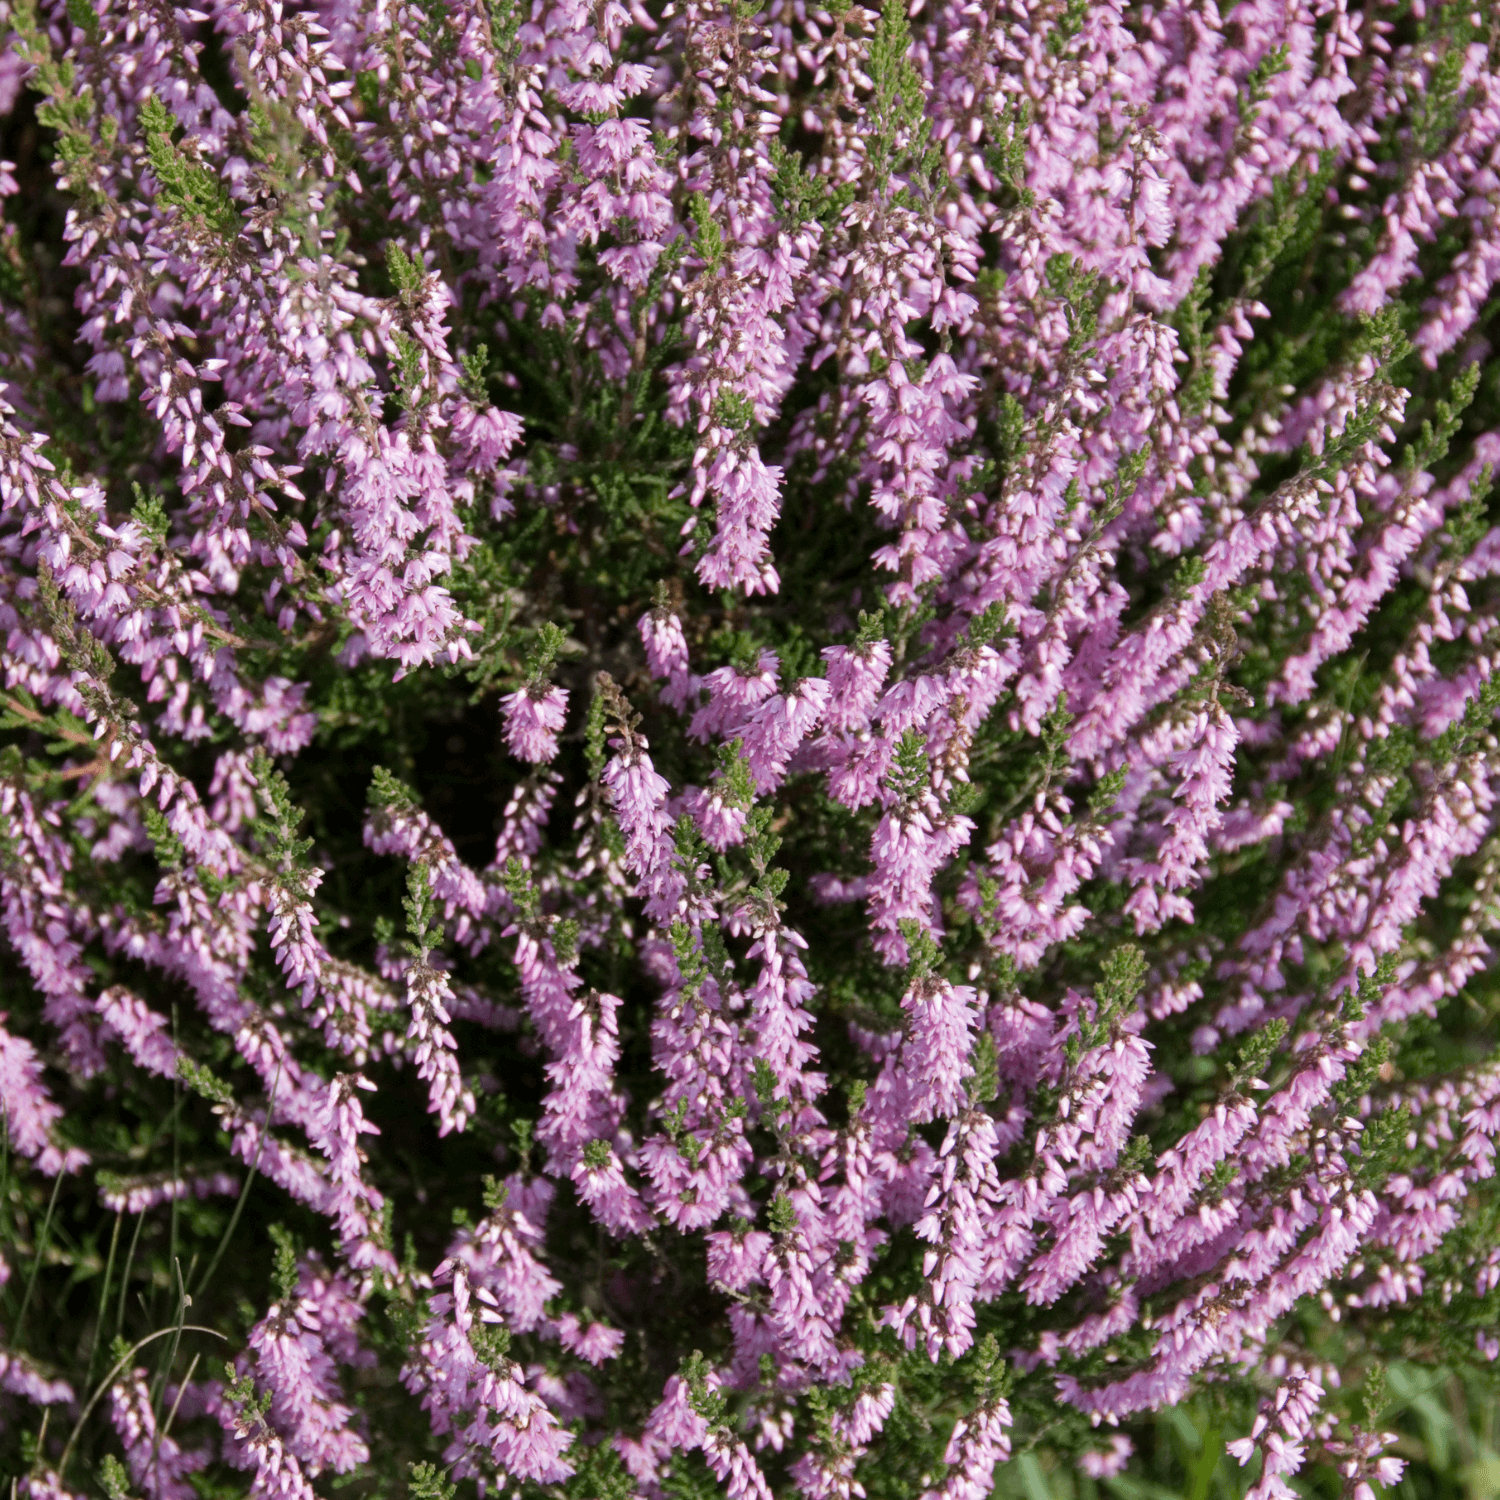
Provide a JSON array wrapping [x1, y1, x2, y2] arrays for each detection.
[[966, 1030, 999, 1105], [1237, 43, 1291, 129], [770, 136, 856, 230], [267, 1223, 299, 1301], [1409, 360, 1483, 477], [175, 1056, 234, 1108], [407, 1461, 457, 1500], [403, 861, 440, 958], [1433, 673, 1500, 765], [563, 1443, 637, 1500], [1232, 1018, 1288, 1088], [1442, 463, 1496, 564], [1045, 252, 1103, 354], [253, 749, 316, 886], [690, 193, 723, 272], [767, 1189, 797, 1237], [524, 622, 570, 688], [223, 1364, 273, 1423], [680, 1348, 729, 1428], [471, 1323, 512, 1371], [98, 1454, 132, 1500], [865, 0, 942, 198], [385, 241, 426, 301], [129, 483, 171, 547], [1091, 945, 1147, 1030], [887, 727, 930, 805], [140, 97, 241, 240]]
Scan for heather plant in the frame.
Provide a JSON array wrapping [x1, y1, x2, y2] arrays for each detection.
[[2, 0, 1500, 1496]]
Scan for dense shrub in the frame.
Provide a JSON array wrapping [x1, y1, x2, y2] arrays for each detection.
[[1, 0, 1499, 1496]]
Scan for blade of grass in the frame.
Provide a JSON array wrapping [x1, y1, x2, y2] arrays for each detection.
[[0, 1120, 10, 1246], [150, 1258, 188, 1423], [166, 1004, 181, 1323], [15, 1169, 64, 1339], [1186, 1423, 1222, 1500], [57, 1323, 228, 1483], [140, 1092, 189, 1157], [85, 1208, 123, 1389], [116, 1210, 145, 1338], [189, 1053, 284, 1299], [150, 1347, 201, 1488]]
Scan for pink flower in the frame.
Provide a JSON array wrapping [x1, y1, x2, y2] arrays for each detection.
[[501, 685, 569, 764], [0, 1014, 87, 1175], [1079, 1435, 1133, 1480]]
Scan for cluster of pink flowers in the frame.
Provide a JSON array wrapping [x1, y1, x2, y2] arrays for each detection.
[[2, 0, 1500, 1492]]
